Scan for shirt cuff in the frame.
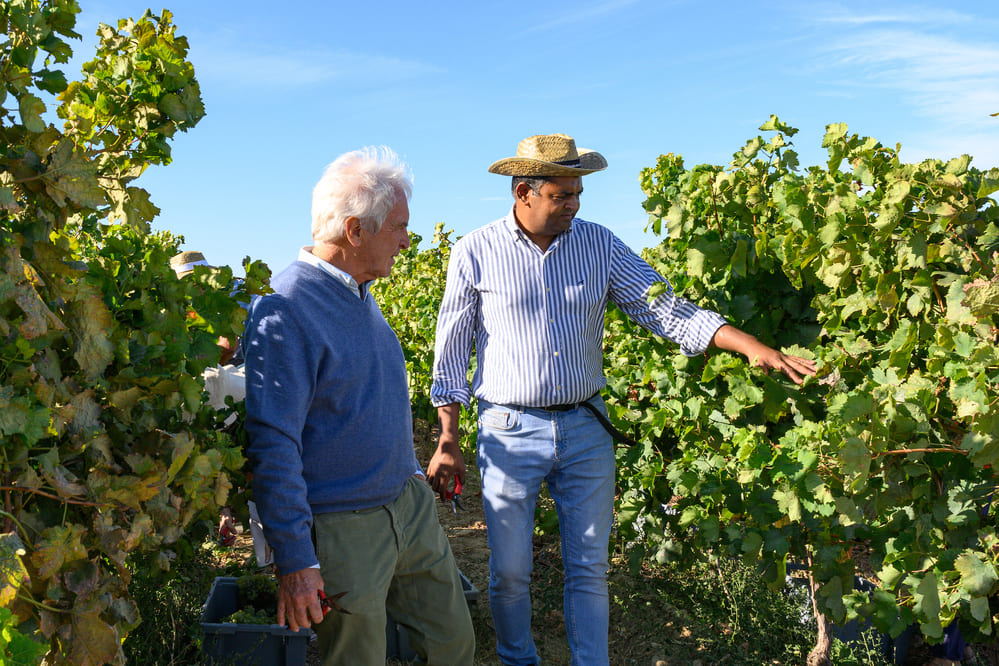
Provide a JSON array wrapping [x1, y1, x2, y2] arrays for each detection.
[[429, 386, 471, 408], [680, 309, 729, 357]]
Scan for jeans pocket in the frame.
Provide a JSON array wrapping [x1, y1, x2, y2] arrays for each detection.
[[479, 406, 519, 431]]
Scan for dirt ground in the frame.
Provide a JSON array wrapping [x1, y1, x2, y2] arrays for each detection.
[[225, 422, 999, 666]]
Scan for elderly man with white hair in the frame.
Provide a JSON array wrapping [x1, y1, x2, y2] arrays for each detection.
[[244, 147, 474, 665]]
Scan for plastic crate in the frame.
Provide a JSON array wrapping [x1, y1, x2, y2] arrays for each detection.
[[200, 576, 311, 666], [202, 570, 479, 664]]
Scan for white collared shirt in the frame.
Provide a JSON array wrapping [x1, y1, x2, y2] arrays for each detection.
[[430, 209, 727, 408], [297, 246, 370, 299]]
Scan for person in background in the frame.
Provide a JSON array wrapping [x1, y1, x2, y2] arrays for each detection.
[[171, 249, 245, 546], [427, 133, 816, 665], [170, 250, 240, 365], [243, 146, 475, 664]]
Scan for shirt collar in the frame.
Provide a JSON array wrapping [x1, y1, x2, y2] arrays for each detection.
[[501, 206, 574, 248], [298, 246, 369, 299], [500, 207, 523, 240]]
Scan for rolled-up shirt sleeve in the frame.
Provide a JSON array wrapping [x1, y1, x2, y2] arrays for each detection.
[[430, 243, 479, 407], [607, 236, 727, 356]]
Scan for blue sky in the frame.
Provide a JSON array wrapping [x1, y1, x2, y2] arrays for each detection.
[[71, 1, 999, 276]]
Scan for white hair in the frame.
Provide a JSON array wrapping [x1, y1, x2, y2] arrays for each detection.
[[311, 146, 413, 243]]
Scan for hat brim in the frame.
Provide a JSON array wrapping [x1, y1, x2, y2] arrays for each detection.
[[488, 150, 607, 177]]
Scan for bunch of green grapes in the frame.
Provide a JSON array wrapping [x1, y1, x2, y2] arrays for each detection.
[[222, 607, 277, 625], [236, 574, 279, 611]]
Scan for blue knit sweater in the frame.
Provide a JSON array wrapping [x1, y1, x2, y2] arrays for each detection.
[[244, 260, 421, 575]]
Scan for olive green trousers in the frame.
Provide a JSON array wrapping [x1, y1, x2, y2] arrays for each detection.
[[312, 475, 475, 665]]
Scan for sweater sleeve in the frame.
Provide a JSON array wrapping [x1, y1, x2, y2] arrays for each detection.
[[243, 294, 320, 575]]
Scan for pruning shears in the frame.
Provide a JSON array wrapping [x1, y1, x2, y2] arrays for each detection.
[[441, 477, 465, 515], [318, 589, 351, 616]]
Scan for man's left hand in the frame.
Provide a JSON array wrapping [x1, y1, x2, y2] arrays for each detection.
[[710, 324, 817, 385], [749, 347, 817, 385]]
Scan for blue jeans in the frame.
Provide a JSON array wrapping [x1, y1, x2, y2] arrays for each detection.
[[477, 396, 615, 666]]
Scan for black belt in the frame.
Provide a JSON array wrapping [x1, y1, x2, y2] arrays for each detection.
[[511, 392, 600, 412], [509, 393, 638, 447]]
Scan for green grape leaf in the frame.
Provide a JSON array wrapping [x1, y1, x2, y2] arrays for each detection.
[[18, 93, 46, 132], [954, 551, 998, 597]]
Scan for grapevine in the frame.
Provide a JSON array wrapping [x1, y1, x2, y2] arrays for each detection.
[[608, 115, 999, 661], [0, 4, 268, 663]]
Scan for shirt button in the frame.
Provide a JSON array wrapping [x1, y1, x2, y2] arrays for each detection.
[[549, 318, 554, 323], [554, 351, 559, 357], [556, 385, 562, 391]]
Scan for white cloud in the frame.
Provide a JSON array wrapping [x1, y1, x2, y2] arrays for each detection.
[[806, 5, 999, 133], [811, 5, 971, 27], [193, 45, 441, 89], [68, 6, 442, 90], [518, 0, 644, 35]]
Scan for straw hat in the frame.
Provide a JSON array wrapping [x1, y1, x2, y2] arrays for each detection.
[[170, 250, 212, 278], [488, 133, 607, 177]]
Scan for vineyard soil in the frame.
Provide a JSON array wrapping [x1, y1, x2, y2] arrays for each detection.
[[292, 421, 781, 665], [211, 422, 999, 666]]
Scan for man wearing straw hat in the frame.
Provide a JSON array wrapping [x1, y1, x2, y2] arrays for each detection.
[[427, 133, 816, 665]]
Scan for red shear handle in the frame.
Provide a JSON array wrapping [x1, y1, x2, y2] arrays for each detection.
[[318, 590, 332, 616], [441, 477, 463, 500]]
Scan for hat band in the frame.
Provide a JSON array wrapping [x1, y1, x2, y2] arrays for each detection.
[[174, 260, 210, 272], [554, 158, 581, 167]]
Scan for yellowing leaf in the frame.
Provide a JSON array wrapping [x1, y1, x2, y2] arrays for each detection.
[[43, 139, 105, 209], [103, 474, 162, 510], [3, 246, 66, 340], [66, 389, 102, 437], [30, 524, 88, 580], [122, 514, 155, 552], [165, 431, 195, 483], [68, 606, 121, 666], [67, 290, 115, 382], [0, 532, 30, 606], [962, 278, 999, 318]]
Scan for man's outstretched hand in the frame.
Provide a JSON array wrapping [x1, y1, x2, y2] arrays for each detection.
[[749, 346, 817, 385], [710, 324, 817, 385]]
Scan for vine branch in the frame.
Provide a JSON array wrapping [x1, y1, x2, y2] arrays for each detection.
[[0, 485, 105, 507], [873, 448, 968, 458]]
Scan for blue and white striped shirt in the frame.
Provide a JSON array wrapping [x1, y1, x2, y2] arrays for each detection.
[[430, 209, 728, 408]]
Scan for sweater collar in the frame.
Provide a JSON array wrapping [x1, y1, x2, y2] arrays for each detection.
[[298, 247, 370, 299]]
